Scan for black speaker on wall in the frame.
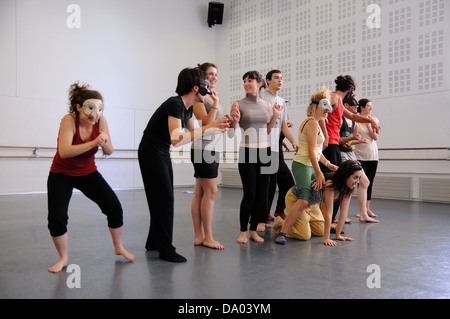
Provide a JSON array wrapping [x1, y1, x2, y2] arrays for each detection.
[[207, 2, 224, 28]]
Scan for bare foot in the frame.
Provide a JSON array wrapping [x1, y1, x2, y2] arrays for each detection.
[[250, 231, 264, 243], [272, 216, 284, 234], [358, 215, 379, 223], [48, 258, 68, 273], [194, 237, 204, 246], [356, 212, 378, 218], [367, 209, 378, 218], [202, 239, 225, 250], [115, 247, 135, 261], [256, 223, 266, 232], [237, 231, 248, 244]]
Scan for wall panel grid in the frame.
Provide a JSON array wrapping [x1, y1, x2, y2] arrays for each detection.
[[225, 0, 448, 109]]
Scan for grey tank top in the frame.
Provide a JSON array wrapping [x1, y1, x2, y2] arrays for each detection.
[[238, 95, 271, 145], [192, 97, 225, 151]]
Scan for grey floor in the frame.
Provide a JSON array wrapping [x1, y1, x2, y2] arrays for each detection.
[[1, 187, 450, 300]]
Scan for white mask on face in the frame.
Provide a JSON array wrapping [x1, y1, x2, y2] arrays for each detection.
[[81, 99, 104, 122], [318, 99, 332, 113]]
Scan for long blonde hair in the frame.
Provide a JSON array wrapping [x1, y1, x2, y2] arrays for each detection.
[[306, 87, 331, 117]]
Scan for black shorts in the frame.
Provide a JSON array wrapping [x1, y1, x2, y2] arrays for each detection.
[[320, 144, 342, 173], [190, 149, 220, 179]]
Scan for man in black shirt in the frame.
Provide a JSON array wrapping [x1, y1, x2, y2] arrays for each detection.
[[138, 68, 230, 262]]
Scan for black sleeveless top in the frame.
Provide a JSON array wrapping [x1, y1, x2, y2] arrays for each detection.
[[339, 116, 355, 153]]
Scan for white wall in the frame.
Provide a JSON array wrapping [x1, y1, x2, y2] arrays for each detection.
[[214, 0, 450, 201], [0, 0, 217, 194], [1, 0, 450, 201]]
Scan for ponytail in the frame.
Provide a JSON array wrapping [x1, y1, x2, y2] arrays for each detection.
[[68, 81, 103, 114]]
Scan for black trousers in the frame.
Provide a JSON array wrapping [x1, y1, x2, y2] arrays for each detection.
[[321, 144, 342, 221], [267, 151, 295, 216], [47, 171, 123, 237], [238, 147, 271, 231], [360, 160, 378, 201], [138, 141, 175, 253]]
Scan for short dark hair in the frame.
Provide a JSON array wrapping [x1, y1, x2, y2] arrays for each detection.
[[175, 67, 205, 96], [265, 69, 282, 82]]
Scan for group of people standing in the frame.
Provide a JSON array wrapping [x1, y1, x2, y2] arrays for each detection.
[[46, 64, 381, 271]]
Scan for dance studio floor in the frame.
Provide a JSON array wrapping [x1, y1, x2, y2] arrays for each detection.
[[1, 187, 449, 300]]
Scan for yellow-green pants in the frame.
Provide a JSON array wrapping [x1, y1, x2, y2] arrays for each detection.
[[284, 188, 324, 240]]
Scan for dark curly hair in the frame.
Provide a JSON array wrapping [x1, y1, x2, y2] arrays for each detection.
[[68, 82, 103, 114], [325, 160, 363, 199]]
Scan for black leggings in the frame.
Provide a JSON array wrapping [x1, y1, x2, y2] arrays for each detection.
[[360, 160, 378, 200], [238, 147, 271, 232], [267, 151, 295, 216], [321, 144, 342, 221], [47, 171, 123, 237], [138, 141, 176, 253]]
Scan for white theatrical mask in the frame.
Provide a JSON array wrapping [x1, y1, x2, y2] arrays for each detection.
[[81, 99, 104, 122], [318, 99, 332, 113]]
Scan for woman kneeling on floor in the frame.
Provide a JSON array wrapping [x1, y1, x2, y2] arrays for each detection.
[[274, 160, 363, 246]]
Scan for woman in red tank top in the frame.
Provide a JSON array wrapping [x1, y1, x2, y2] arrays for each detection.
[[47, 82, 134, 273], [320, 75, 380, 226]]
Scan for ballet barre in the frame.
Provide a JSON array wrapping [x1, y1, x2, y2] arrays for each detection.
[[1, 145, 449, 161], [221, 147, 450, 162], [0, 146, 55, 159], [377, 147, 449, 161], [0, 145, 180, 161]]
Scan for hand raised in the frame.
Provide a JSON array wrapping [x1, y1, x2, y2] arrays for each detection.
[[273, 102, 283, 116]]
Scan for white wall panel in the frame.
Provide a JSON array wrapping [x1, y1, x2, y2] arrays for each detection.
[[215, 0, 450, 173], [0, 0, 16, 97], [0, 0, 217, 194]]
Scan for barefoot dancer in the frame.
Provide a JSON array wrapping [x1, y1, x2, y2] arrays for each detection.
[[320, 160, 364, 246], [319, 75, 379, 224], [340, 96, 378, 222], [190, 63, 226, 250], [355, 98, 380, 220], [228, 71, 282, 244], [47, 82, 134, 273]]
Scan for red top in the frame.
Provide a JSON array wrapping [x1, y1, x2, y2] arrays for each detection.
[[326, 92, 344, 145], [50, 114, 99, 176]]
